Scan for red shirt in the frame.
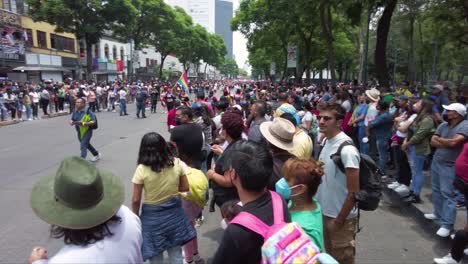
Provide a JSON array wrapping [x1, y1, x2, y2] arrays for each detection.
[[455, 143, 468, 181], [167, 108, 177, 128]]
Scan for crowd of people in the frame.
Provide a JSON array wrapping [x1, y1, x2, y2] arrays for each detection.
[[25, 79, 468, 264]]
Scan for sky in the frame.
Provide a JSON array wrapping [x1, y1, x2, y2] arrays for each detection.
[[232, 0, 249, 72]]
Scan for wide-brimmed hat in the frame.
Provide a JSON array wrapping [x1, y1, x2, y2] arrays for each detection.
[[30, 157, 124, 230], [365, 88, 381, 102], [260, 117, 296, 151]]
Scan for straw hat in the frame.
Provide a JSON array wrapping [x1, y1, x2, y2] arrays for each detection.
[[365, 88, 381, 102], [259, 117, 296, 151]]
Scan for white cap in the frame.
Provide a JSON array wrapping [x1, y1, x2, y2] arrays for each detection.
[[443, 103, 467, 117]]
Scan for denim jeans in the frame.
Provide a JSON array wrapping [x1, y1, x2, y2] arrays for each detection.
[[149, 245, 182, 264], [407, 145, 427, 196], [78, 130, 99, 159], [119, 99, 127, 115], [108, 97, 115, 110], [25, 105, 32, 119], [136, 102, 145, 117], [32, 103, 38, 118], [358, 125, 368, 155], [376, 137, 388, 175], [431, 159, 457, 229]]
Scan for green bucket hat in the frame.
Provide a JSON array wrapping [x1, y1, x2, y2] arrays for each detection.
[[30, 157, 124, 230]]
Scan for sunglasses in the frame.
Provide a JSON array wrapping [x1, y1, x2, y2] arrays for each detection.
[[317, 115, 334, 121]]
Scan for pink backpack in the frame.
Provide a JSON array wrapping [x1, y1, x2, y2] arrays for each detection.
[[230, 191, 323, 264]]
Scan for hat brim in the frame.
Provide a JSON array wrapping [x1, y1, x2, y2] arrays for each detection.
[[260, 122, 295, 151], [30, 170, 124, 230]]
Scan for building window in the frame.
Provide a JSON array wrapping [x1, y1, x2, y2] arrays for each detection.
[[112, 45, 117, 60], [36, 31, 47, 48], [2, 0, 17, 13], [104, 44, 109, 59], [120, 47, 124, 61], [50, 34, 75, 52], [25, 28, 33, 47]]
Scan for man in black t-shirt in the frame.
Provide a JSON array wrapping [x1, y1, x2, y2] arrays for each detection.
[[170, 106, 203, 169], [212, 141, 291, 264]]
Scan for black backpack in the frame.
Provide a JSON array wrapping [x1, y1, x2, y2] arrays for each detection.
[[135, 90, 144, 102], [86, 108, 98, 130], [329, 140, 382, 211]]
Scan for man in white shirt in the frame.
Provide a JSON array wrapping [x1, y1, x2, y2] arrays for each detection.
[[28, 157, 143, 264], [315, 103, 360, 264]]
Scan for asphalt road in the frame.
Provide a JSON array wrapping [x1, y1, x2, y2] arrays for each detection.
[[0, 105, 457, 263]]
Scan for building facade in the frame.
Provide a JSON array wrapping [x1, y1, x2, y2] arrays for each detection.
[[0, 1, 79, 82], [215, 0, 233, 59], [165, 0, 215, 33]]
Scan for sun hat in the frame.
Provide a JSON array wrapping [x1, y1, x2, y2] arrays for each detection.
[[431, 84, 443, 91], [365, 88, 381, 102], [259, 117, 296, 151], [443, 103, 467, 117], [30, 157, 124, 230]]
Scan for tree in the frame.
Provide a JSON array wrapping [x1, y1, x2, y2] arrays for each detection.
[[220, 58, 239, 78], [27, 0, 136, 79], [375, 0, 399, 88]]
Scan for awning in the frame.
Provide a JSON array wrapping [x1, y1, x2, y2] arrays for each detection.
[[13, 66, 72, 72]]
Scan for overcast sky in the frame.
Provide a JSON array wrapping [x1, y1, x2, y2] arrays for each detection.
[[232, 0, 249, 72]]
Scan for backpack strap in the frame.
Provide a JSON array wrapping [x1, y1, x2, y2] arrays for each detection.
[[331, 140, 355, 173], [270, 191, 284, 225], [230, 212, 269, 239]]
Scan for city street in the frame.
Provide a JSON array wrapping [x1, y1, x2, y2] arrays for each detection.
[[0, 108, 454, 263]]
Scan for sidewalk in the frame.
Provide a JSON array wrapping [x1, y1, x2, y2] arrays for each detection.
[[384, 170, 465, 238]]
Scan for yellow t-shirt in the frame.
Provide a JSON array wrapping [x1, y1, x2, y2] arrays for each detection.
[[289, 129, 313, 160], [180, 168, 208, 208], [132, 158, 187, 205]]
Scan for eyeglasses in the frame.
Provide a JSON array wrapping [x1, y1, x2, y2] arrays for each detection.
[[317, 115, 334, 121]]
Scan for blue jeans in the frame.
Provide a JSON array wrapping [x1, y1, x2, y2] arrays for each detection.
[[376, 137, 388, 174], [358, 125, 368, 154], [119, 99, 127, 115], [136, 102, 145, 117], [25, 105, 32, 119], [431, 159, 457, 229], [408, 145, 427, 196], [78, 130, 98, 159]]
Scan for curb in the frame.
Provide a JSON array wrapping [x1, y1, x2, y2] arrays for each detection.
[[383, 187, 453, 244], [0, 120, 19, 127], [41, 112, 69, 119]]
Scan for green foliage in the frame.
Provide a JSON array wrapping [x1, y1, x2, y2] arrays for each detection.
[[219, 58, 240, 78]]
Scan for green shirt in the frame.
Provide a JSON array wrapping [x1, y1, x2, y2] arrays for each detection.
[[288, 198, 324, 251]]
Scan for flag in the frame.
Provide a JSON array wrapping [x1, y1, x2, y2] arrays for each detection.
[[177, 71, 189, 94]]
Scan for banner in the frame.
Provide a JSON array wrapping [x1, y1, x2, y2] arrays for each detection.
[[287, 45, 297, 68]]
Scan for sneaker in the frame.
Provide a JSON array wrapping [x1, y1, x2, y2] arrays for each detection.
[[193, 254, 205, 264], [112, 110, 116, 113], [424, 213, 438, 220], [195, 217, 204, 228], [387, 182, 400, 189], [456, 200, 465, 209], [27, 118, 32, 121], [436, 227, 451, 237], [464, 248, 468, 255], [403, 194, 421, 204], [394, 184, 410, 193], [91, 153, 101, 162], [433, 254, 459, 264]]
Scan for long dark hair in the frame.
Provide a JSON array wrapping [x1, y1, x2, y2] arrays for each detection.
[[137, 132, 174, 172], [50, 215, 121, 246], [414, 98, 434, 124]]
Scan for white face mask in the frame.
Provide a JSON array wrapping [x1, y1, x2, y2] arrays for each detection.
[[221, 219, 229, 230]]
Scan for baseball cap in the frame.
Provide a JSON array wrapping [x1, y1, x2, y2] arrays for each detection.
[[431, 84, 443, 91], [395, 95, 409, 102], [443, 103, 467, 117]]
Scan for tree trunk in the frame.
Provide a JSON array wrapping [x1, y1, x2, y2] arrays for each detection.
[[363, 4, 372, 85], [358, 26, 366, 83], [407, 13, 416, 83], [337, 62, 343, 82], [319, 70, 323, 84], [320, 0, 336, 86], [281, 44, 288, 81], [204, 63, 208, 79], [159, 54, 167, 79], [418, 21, 425, 84], [375, 0, 398, 88], [85, 37, 95, 81]]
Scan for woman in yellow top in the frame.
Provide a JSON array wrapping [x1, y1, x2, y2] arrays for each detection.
[[132, 132, 196, 264]]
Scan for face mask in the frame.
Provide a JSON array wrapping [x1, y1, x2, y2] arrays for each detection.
[[175, 117, 182, 125], [221, 219, 229, 230]]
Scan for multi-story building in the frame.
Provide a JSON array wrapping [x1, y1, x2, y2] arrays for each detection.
[[165, 0, 215, 33], [215, 0, 233, 59], [0, 1, 79, 82]]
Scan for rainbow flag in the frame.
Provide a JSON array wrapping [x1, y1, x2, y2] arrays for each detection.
[[177, 71, 189, 94]]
